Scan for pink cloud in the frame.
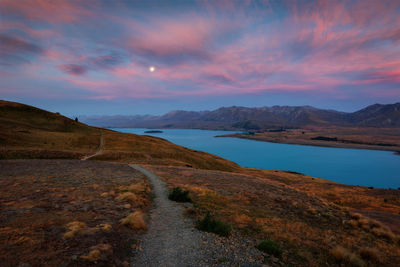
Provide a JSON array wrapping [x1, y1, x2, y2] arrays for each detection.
[[0, 0, 97, 23]]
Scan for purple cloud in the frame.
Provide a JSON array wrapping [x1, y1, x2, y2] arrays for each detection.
[[59, 64, 88, 76], [0, 34, 43, 65]]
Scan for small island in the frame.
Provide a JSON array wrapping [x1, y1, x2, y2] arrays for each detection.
[[144, 130, 163, 133]]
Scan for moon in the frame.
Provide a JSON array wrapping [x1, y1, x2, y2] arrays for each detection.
[[149, 66, 155, 72]]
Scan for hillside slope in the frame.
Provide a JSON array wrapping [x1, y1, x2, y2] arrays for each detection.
[[0, 100, 239, 171]]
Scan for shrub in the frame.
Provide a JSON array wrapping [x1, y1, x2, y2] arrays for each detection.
[[330, 246, 365, 266], [63, 221, 87, 238], [196, 212, 231, 236], [120, 211, 147, 230], [256, 240, 282, 257], [80, 249, 101, 261], [116, 192, 138, 202], [168, 187, 192, 203], [116, 192, 148, 207], [100, 223, 112, 232], [371, 227, 396, 241]]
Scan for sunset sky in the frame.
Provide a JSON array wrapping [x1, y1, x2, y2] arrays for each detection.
[[1, 0, 400, 116]]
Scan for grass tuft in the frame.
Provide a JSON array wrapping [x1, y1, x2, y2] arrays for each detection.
[[120, 211, 147, 230], [63, 221, 87, 239], [330, 246, 365, 266], [80, 249, 101, 262], [100, 223, 112, 232], [196, 211, 231, 236], [256, 240, 282, 258], [168, 187, 192, 203]]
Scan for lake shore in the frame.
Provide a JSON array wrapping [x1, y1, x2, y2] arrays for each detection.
[[217, 129, 400, 154]]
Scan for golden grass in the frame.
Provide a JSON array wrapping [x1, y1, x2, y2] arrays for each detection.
[[116, 192, 139, 202], [80, 243, 113, 261], [96, 131, 240, 171], [330, 246, 365, 267], [1, 100, 240, 171], [80, 249, 101, 262], [0, 160, 151, 266], [347, 212, 398, 241], [116, 191, 149, 207], [147, 165, 400, 266], [63, 221, 87, 239], [371, 227, 397, 241], [233, 214, 252, 227], [100, 223, 112, 232], [120, 211, 147, 230]]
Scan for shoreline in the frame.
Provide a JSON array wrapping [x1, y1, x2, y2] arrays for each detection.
[[217, 133, 400, 154]]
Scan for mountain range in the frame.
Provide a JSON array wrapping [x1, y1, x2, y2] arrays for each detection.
[[80, 103, 400, 130]]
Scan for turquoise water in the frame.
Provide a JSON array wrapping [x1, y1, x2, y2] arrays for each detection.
[[112, 128, 400, 189]]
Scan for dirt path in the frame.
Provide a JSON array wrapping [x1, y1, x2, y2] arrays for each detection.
[[129, 164, 264, 267], [81, 132, 103, 161]]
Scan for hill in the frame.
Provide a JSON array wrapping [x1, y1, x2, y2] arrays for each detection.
[[1, 100, 400, 266], [81, 103, 400, 130], [0, 100, 239, 171]]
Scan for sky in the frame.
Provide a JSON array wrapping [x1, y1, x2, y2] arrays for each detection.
[[1, 0, 400, 116]]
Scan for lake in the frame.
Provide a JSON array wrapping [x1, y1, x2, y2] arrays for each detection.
[[112, 128, 400, 189]]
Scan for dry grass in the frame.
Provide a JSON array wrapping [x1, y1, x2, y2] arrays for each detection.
[[371, 227, 397, 241], [100, 223, 112, 232], [330, 246, 365, 266], [94, 131, 240, 171], [347, 212, 398, 242], [63, 221, 87, 239], [0, 160, 151, 267], [81, 243, 113, 262], [147, 165, 400, 266], [80, 249, 101, 262], [120, 211, 147, 230], [1, 100, 240, 171]]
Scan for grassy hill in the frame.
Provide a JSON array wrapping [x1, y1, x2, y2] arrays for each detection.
[[0, 100, 239, 171], [1, 100, 400, 266]]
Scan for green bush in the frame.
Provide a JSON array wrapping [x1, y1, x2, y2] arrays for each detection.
[[256, 240, 282, 257], [196, 212, 231, 236], [168, 187, 192, 203]]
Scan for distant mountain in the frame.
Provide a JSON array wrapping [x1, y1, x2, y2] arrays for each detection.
[[347, 103, 400, 127], [80, 103, 400, 130], [79, 114, 152, 128]]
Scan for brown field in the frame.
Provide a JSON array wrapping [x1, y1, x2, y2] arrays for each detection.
[[0, 160, 151, 267], [147, 165, 400, 266], [223, 126, 400, 153]]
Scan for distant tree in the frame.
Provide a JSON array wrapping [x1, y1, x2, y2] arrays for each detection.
[[75, 117, 78, 122]]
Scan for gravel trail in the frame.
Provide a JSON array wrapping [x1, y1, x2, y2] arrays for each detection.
[[129, 164, 264, 267]]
